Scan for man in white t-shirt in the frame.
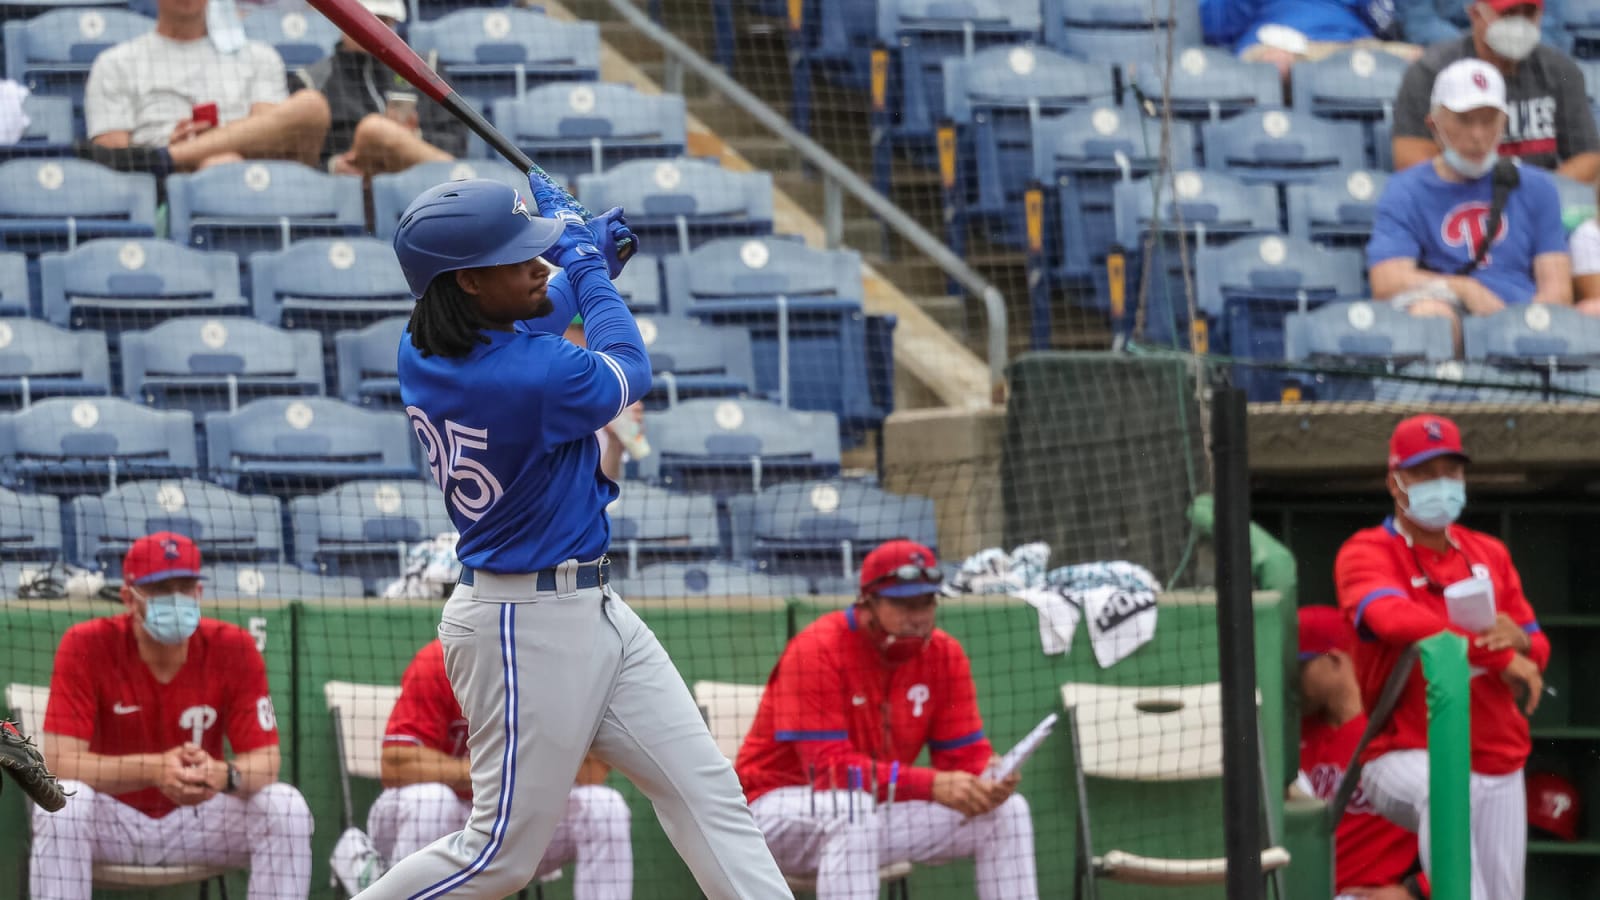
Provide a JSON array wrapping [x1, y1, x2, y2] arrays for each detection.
[[77, 0, 329, 173], [1567, 210, 1600, 315]]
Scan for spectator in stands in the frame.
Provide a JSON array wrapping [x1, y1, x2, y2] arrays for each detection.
[[735, 540, 1039, 899], [76, 0, 330, 174], [1368, 59, 1570, 346], [29, 532, 312, 900], [341, 637, 632, 897], [1391, 0, 1600, 181], [563, 314, 647, 481], [1399, 0, 1571, 54], [1565, 192, 1600, 314], [1295, 606, 1422, 900], [288, 0, 466, 176], [1199, 0, 1421, 84]]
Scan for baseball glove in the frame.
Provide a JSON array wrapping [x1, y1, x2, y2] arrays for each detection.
[[0, 720, 69, 812]]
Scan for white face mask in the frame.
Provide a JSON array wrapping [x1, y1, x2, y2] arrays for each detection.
[[1435, 126, 1499, 179], [1484, 12, 1541, 61]]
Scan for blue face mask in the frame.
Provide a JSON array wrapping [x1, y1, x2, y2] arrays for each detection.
[[140, 592, 201, 645], [1401, 477, 1466, 531]]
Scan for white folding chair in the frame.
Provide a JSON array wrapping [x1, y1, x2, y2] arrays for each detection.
[[6, 683, 234, 898], [1061, 682, 1289, 900], [691, 680, 912, 898]]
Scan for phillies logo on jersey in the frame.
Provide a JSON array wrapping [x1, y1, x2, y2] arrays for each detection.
[[907, 684, 930, 717], [1307, 762, 1375, 814], [1440, 201, 1508, 265], [179, 704, 219, 745]]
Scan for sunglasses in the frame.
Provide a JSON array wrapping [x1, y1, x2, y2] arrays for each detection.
[[867, 563, 943, 590]]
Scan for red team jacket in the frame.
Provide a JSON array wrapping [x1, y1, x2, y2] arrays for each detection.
[[44, 615, 279, 818], [382, 640, 471, 800], [1301, 713, 1418, 890], [1335, 518, 1549, 775], [735, 608, 992, 804]]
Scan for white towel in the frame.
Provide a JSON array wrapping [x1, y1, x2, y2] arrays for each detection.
[[0, 81, 30, 146], [1016, 586, 1081, 656], [1079, 584, 1158, 668]]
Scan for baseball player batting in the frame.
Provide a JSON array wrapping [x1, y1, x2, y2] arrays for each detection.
[[360, 178, 790, 899], [1335, 415, 1549, 900]]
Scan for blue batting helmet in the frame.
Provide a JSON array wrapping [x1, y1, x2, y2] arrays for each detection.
[[392, 179, 565, 298]]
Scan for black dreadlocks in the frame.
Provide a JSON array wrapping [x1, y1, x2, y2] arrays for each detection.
[[408, 273, 493, 359]]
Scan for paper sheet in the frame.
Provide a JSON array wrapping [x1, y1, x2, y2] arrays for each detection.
[[987, 713, 1058, 781]]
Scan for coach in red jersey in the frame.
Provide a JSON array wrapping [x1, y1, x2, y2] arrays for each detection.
[[1335, 415, 1548, 900], [735, 540, 1038, 899], [29, 532, 312, 900]]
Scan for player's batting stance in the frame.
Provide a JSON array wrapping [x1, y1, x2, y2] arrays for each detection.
[[364, 178, 791, 899], [1336, 415, 1548, 900]]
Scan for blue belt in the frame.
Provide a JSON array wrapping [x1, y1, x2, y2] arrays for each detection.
[[459, 558, 610, 591]]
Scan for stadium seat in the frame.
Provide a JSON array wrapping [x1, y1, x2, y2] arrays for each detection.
[[120, 317, 324, 415], [40, 239, 245, 336], [1568, 1, 1600, 59], [605, 482, 722, 577], [613, 253, 663, 314], [334, 316, 406, 409], [0, 318, 110, 410], [1050, 26, 1187, 89], [1374, 361, 1544, 404], [727, 480, 938, 578], [2, 9, 153, 122], [0, 93, 72, 160], [204, 397, 418, 495], [1285, 169, 1388, 252], [1201, 110, 1365, 192], [0, 485, 62, 561], [634, 314, 756, 409], [1131, 47, 1279, 124], [0, 158, 157, 258], [1042, 0, 1201, 46], [636, 398, 842, 493], [166, 161, 365, 258], [0, 252, 25, 316], [1552, 172, 1597, 229], [1285, 301, 1454, 401], [0, 396, 197, 496], [204, 562, 366, 601], [1463, 304, 1600, 370], [577, 158, 775, 256], [661, 237, 885, 434], [618, 561, 811, 599], [250, 237, 413, 334], [371, 160, 530, 239], [241, 2, 342, 66], [407, 8, 600, 106], [288, 480, 453, 591], [485, 82, 688, 183], [1289, 48, 1408, 169], [69, 478, 282, 574]]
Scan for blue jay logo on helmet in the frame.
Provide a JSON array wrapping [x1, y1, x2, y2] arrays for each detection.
[[511, 191, 533, 221]]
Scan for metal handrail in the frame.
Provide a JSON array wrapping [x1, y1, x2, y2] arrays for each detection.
[[602, 0, 1009, 392]]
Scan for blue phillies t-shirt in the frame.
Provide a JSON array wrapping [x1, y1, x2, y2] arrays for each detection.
[[1366, 160, 1567, 305]]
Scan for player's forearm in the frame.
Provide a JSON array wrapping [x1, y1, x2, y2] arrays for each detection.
[[232, 745, 280, 796], [566, 262, 652, 400], [1361, 595, 1514, 670], [51, 746, 164, 793], [1528, 629, 1551, 670], [381, 746, 472, 793], [929, 741, 993, 778], [798, 743, 937, 802]]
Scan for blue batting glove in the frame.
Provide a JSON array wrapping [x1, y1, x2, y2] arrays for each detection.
[[589, 206, 637, 279], [541, 211, 603, 271], [527, 168, 584, 219]]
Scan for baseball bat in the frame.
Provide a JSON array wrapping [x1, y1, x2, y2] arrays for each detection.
[[304, 0, 634, 260]]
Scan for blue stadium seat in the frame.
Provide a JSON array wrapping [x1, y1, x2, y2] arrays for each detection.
[[1374, 361, 1544, 404], [636, 398, 842, 493], [1131, 47, 1279, 123], [1552, 172, 1597, 228], [250, 237, 412, 334], [335, 316, 407, 409], [121, 317, 324, 415], [605, 482, 722, 577], [577, 158, 774, 256], [1371, 119, 1394, 169], [613, 252, 662, 314], [635, 314, 756, 409], [616, 561, 812, 599], [0, 94, 73, 160], [371, 159, 531, 238], [408, 8, 600, 106], [204, 562, 366, 600], [166, 162, 365, 258], [1579, 58, 1600, 120], [69, 478, 282, 574], [1567, 0, 1600, 59], [1463, 304, 1600, 370], [1042, 0, 1200, 42], [1290, 48, 1407, 169], [241, 3, 342, 66], [1285, 301, 1453, 401], [205, 397, 418, 495], [485, 83, 687, 183], [0, 485, 62, 561], [0, 252, 29, 316], [2, 9, 153, 122], [1031, 104, 1197, 282], [1050, 27, 1188, 88], [1201, 109, 1365, 191], [727, 479, 937, 578], [0, 159, 157, 258], [0, 396, 197, 495], [808, 0, 882, 90], [661, 237, 885, 434], [40, 239, 245, 335], [1286, 169, 1388, 251], [0, 319, 110, 410], [407, 0, 510, 24], [288, 480, 453, 591]]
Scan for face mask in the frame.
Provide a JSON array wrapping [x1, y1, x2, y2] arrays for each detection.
[[140, 592, 201, 645], [1436, 129, 1499, 179], [1484, 13, 1540, 61], [1400, 477, 1466, 530], [857, 604, 930, 665]]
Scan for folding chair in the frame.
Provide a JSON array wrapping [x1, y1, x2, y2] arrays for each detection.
[[1061, 682, 1288, 899]]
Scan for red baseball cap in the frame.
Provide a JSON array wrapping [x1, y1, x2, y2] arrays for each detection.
[[1482, 0, 1542, 11], [1298, 605, 1355, 661], [122, 532, 204, 586], [1388, 414, 1469, 470], [859, 539, 942, 598]]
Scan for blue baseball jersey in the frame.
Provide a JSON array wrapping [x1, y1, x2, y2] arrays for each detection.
[[397, 255, 652, 574], [1366, 160, 1567, 306]]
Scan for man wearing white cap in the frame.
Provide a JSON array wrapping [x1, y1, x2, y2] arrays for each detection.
[[1368, 58, 1571, 335], [290, 0, 466, 177]]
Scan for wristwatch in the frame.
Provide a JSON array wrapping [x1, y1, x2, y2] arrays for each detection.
[[223, 762, 240, 795]]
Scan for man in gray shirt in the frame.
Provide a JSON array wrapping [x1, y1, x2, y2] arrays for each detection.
[[1391, 0, 1600, 182]]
